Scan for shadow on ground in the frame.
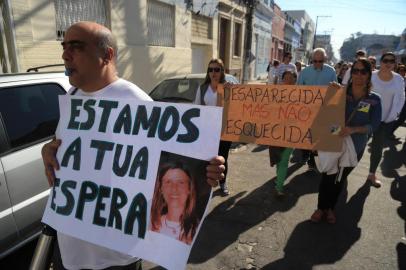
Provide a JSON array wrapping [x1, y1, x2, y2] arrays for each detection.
[[189, 163, 316, 264], [262, 180, 370, 270], [381, 140, 406, 270]]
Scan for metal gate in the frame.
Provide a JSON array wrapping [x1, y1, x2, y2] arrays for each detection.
[[54, 0, 109, 40]]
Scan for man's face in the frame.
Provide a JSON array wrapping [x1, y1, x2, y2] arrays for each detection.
[[62, 26, 103, 91], [312, 52, 325, 69], [284, 54, 292, 63]]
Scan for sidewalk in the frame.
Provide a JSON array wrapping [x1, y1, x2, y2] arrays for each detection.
[[145, 127, 406, 270]]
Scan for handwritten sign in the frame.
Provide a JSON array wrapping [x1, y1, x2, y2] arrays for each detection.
[[218, 84, 346, 151], [42, 96, 222, 270]]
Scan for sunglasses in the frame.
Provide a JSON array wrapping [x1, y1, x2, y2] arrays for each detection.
[[382, 58, 395, 64], [352, 68, 368, 75], [313, 60, 324, 64], [208, 67, 222, 73]]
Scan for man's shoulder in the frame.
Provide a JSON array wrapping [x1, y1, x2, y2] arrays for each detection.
[[110, 79, 152, 101], [323, 64, 336, 73]]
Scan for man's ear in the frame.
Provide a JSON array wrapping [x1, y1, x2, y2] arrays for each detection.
[[103, 46, 115, 64]]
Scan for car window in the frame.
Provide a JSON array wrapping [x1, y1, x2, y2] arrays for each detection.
[[0, 83, 65, 150], [225, 75, 239, 84], [150, 78, 204, 102]]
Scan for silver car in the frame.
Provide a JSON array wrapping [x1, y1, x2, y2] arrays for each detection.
[[149, 73, 239, 103], [0, 72, 70, 258]]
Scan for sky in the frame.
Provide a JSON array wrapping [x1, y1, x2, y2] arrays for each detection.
[[276, 0, 406, 59]]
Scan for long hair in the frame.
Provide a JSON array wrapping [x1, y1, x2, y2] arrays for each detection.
[[202, 58, 226, 86], [347, 57, 373, 95], [150, 161, 198, 244]]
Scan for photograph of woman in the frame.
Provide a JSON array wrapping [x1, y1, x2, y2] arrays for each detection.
[[150, 152, 210, 245]]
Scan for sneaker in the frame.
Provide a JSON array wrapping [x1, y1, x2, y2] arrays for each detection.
[[220, 183, 230, 196], [310, 209, 324, 223], [367, 174, 382, 188], [326, 209, 336, 224]]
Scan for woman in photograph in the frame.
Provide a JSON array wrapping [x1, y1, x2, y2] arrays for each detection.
[[150, 162, 199, 245], [311, 58, 382, 224], [194, 58, 232, 196]]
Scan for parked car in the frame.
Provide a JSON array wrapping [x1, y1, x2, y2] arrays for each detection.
[[0, 71, 71, 259], [149, 73, 239, 103]]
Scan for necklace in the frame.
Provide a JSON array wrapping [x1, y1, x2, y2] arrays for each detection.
[[164, 216, 179, 235]]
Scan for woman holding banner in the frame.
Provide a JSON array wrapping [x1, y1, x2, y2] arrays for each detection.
[[150, 162, 199, 245], [194, 58, 232, 196], [269, 70, 297, 198], [311, 58, 382, 224]]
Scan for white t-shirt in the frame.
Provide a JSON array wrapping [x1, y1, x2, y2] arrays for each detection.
[[371, 71, 405, 122], [267, 67, 277, 84], [193, 84, 218, 106], [276, 63, 297, 84], [342, 68, 351, 85], [57, 78, 152, 270]]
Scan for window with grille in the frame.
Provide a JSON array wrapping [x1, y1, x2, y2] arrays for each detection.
[[53, 0, 109, 40], [147, 0, 175, 47], [233, 22, 242, 57]]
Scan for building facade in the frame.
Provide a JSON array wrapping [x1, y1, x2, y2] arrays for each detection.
[[218, 0, 246, 81], [248, 0, 273, 80], [270, 3, 284, 62], [0, 0, 220, 91], [315, 34, 334, 63], [285, 10, 314, 64], [283, 11, 300, 62]]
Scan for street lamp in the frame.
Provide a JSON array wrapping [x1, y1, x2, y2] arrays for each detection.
[[313, 15, 331, 49]]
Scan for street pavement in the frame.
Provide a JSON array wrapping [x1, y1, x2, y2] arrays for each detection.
[[1, 130, 404, 270], [145, 126, 406, 270]]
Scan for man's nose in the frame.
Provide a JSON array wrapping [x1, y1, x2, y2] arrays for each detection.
[[62, 49, 72, 61]]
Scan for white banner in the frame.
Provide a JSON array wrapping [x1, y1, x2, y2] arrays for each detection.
[[42, 96, 222, 270]]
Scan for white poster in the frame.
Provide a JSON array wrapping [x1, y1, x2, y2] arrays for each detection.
[[42, 96, 222, 270]]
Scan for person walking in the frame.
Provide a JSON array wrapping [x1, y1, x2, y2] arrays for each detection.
[[41, 22, 226, 270], [269, 70, 297, 197], [194, 58, 233, 196], [297, 48, 337, 171], [274, 52, 296, 84], [367, 52, 405, 187], [311, 58, 382, 224]]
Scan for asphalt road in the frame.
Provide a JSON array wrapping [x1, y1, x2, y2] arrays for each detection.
[[2, 128, 405, 270]]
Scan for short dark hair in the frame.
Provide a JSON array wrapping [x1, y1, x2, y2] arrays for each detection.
[[380, 52, 396, 61], [282, 69, 297, 80]]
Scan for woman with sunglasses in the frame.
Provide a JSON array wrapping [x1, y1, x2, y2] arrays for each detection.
[[194, 58, 232, 196], [367, 52, 405, 188], [311, 58, 382, 224]]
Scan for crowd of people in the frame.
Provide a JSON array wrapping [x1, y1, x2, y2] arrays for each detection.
[[39, 20, 405, 269], [266, 48, 405, 223]]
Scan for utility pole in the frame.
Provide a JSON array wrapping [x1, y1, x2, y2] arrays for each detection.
[[313, 15, 331, 49], [242, 0, 258, 83]]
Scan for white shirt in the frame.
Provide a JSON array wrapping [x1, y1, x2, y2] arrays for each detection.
[[58, 78, 152, 270], [371, 71, 405, 122], [342, 68, 351, 85], [193, 84, 218, 106], [158, 215, 181, 240], [267, 67, 277, 84]]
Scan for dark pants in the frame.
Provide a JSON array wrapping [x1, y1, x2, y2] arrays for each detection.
[[392, 104, 406, 133], [218, 140, 232, 185], [52, 239, 143, 270], [302, 150, 316, 167], [317, 167, 354, 210], [369, 121, 394, 174]]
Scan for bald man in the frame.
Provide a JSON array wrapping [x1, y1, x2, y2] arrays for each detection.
[[41, 22, 225, 270]]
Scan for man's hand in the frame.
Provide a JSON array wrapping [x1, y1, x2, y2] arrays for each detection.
[[206, 156, 225, 187], [42, 139, 61, 186]]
